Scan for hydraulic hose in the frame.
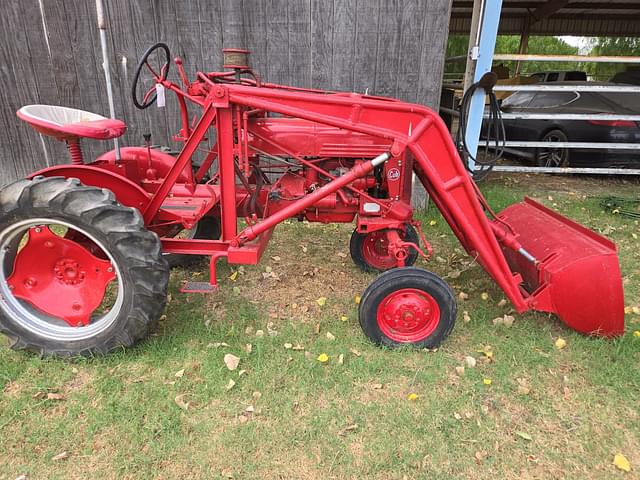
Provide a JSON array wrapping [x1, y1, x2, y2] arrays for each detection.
[[456, 72, 506, 181]]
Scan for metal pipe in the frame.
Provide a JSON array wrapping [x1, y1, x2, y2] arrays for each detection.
[[479, 140, 640, 150], [479, 165, 640, 175], [95, 0, 120, 161], [236, 152, 390, 244], [493, 53, 640, 63], [494, 85, 640, 92]]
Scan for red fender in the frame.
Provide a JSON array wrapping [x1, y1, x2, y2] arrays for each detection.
[[95, 147, 194, 185], [30, 164, 150, 211]]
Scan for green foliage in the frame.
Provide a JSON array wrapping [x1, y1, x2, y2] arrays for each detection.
[[446, 35, 640, 82]]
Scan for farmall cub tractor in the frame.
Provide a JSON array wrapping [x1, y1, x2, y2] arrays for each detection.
[[0, 45, 624, 357]]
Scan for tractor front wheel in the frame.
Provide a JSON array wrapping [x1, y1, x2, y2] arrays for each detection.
[[0, 176, 169, 357], [359, 268, 456, 349], [350, 224, 419, 272]]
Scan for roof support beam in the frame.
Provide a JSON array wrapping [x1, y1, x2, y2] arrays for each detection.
[[531, 0, 569, 22]]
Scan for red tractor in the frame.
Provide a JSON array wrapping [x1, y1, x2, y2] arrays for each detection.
[[0, 45, 624, 357]]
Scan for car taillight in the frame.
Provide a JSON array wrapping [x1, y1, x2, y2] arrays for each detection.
[[588, 119, 637, 127]]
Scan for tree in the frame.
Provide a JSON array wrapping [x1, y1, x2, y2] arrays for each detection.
[[585, 38, 640, 80]]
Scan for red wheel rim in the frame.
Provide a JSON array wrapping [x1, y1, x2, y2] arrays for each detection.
[[7, 226, 116, 326], [376, 288, 440, 343], [361, 231, 397, 270]]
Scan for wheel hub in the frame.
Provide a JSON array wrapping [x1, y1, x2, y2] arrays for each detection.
[[6, 227, 116, 327], [377, 288, 440, 342]]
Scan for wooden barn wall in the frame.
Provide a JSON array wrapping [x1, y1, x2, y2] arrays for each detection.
[[0, 0, 452, 187]]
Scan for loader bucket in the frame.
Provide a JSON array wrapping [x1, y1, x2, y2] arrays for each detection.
[[496, 197, 624, 337]]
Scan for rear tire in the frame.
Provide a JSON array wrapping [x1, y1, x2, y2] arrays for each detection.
[[0, 176, 169, 357], [359, 267, 456, 349], [350, 224, 419, 272]]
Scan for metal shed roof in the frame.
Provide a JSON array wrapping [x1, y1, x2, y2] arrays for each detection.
[[450, 1, 640, 36]]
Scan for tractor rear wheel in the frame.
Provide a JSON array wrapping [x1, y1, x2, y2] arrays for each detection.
[[0, 176, 169, 357], [350, 224, 419, 272], [359, 267, 456, 349]]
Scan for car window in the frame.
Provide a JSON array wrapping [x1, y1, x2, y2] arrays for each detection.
[[501, 92, 536, 108], [528, 92, 579, 108], [546, 72, 559, 82], [529, 73, 545, 81], [565, 71, 587, 81]]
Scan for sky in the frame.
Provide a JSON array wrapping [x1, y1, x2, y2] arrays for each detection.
[[558, 36, 592, 54]]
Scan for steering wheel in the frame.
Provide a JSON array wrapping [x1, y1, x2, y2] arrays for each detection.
[[131, 42, 171, 110]]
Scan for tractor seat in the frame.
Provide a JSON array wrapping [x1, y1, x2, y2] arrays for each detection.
[[17, 104, 126, 141]]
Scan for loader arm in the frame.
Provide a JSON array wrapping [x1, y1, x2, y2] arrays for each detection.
[[225, 83, 624, 335], [226, 84, 529, 311]]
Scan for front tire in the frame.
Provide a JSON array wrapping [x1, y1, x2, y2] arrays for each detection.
[[359, 268, 456, 349], [535, 129, 570, 167], [0, 176, 169, 357]]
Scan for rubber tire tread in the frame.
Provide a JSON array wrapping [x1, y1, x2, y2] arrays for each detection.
[[0, 176, 169, 357], [358, 267, 456, 349], [350, 224, 419, 273]]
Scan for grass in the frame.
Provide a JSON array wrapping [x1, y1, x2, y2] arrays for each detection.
[[1, 173, 639, 479]]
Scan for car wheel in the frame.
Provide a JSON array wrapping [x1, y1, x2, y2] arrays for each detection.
[[535, 129, 570, 167]]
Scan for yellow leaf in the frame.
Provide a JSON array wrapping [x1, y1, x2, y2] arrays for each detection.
[[354, 295, 361, 305], [407, 393, 418, 401], [229, 271, 239, 282], [634, 331, 640, 338], [340, 315, 348, 322], [625, 306, 633, 314], [316, 297, 327, 307], [633, 306, 640, 315], [429, 220, 437, 226], [481, 292, 489, 301], [555, 338, 567, 350], [613, 453, 631, 472], [483, 378, 492, 385], [317, 353, 329, 363]]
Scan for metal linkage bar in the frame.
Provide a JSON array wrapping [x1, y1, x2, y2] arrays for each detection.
[[497, 113, 640, 121], [479, 141, 640, 150], [482, 166, 640, 175], [494, 85, 640, 93], [493, 54, 640, 63]]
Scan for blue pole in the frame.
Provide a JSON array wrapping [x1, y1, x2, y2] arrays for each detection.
[[464, 0, 503, 171]]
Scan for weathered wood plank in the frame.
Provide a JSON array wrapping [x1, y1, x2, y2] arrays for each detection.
[[243, 0, 268, 75], [396, 0, 422, 103], [265, 0, 290, 85], [287, 0, 311, 88], [311, 0, 333, 89], [374, 0, 401, 98], [220, 0, 246, 48], [331, 0, 356, 92], [352, 0, 380, 94], [199, 0, 224, 72]]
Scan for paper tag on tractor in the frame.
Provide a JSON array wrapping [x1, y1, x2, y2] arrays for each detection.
[[156, 84, 165, 108]]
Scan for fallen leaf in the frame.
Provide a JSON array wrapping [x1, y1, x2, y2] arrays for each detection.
[[292, 344, 305, 351], [314, 323, 321, 334], [340, 315, 348, 322], [455, 366, 465, 376], [498, 299, 507, 307], [555, 338, 567, 350], [244, 343, 252, 353], [14, 475, 27, 480], [225, 379, 236, 390], [481, 292, 489, 301], [633, 330, 640, 338], [407, 393, 418, 401], [354, 295, 361, 305], [228, 271, 239, 282], [46, 393, 65, 401], [224, 354, 241, 371], [255, 330, 265, 337], [458, 292, 469, 301], [515, 431, 532, 441], [208, 342, 229, 348], [271, 255, 281, 262], [454, 412, 462, 420], [338, 354, 344, 365], [350, 348, 361, 357], [252, 391, 262, 400], [174, 369, 185, 378], [316, 297, 327, 307], [32, 391, 46, 400], [326, 332, 336, 341], [174, 394, 190, 410], [317, 353, 329, 363], [464, 356, 477, 368], [463, 311, 471, 323], [52, 451, 69, 461], [483, 378, 492, 385], [245, 405, 255, 413], [284, 343, 293, 349], [502, 315, 515, 327], [633, 306, 640, 315], [337, 252, 347, 258], [613, 453, 631, 472], [429, 220, 437, 226], [372, 383, 383, 390]]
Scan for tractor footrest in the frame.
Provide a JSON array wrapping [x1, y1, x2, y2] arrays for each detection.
[[180, 281, 218, 294]]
